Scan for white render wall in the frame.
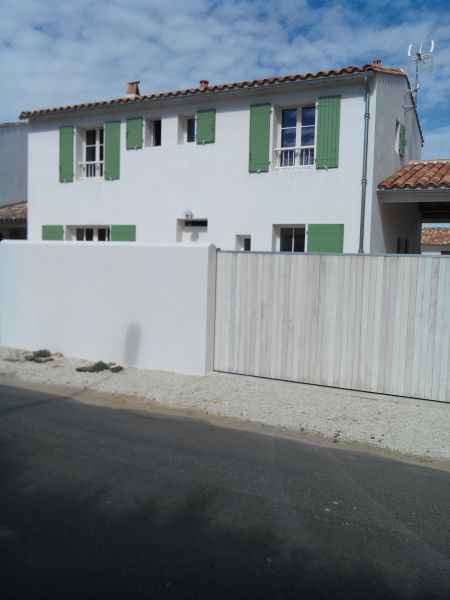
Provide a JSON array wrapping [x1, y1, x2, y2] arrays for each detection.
[[369, 74, 422, 253], [0, 241, 216, 375], [0, 122, 28, 206], [27, 79, 371, 252]]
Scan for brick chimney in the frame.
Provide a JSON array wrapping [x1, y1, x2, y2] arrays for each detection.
[[126, 81, 140, 97], [199, 80, 209, 91]]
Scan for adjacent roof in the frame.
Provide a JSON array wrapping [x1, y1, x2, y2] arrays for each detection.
[[421, 227, 450, 246], [20, 61, 404, 119], [379, 160, 450, 190], [0, 201, 27, 222]]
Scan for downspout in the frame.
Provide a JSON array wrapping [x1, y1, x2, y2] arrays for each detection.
[[358, 76, 371, 253]]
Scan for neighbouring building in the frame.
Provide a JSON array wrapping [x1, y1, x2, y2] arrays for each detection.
[[421, 227, 450, 255], [20, 60, 424, 253], [0, 122, 28, 239], [378, 160, 450, 252]]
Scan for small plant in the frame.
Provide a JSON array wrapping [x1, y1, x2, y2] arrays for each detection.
[[90, 361, 109, 372], [34, 349, 51, 358]]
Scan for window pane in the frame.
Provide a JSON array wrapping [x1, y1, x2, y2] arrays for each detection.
[[76, 228, 84, 241], [244, 237, 251, 251], [282, 108, 296, 128], [86, 146, 96, 162], [99, 129, 104, 144], [99, 145, 104, 161], [187, 118, 195, 142], [86, 130, 96, 145], [301, 127, 315, 147], [97, 228, 106, 241], [85, 228, 94, 241], [281, 129, 296, 148], [302, 106, 315, 126], [280, 228, 293, 252], [293, 228, 305, 252], [153, 120, 161, 146]]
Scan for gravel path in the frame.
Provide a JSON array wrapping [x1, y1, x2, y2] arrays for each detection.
[[1, 346, 449, 464]]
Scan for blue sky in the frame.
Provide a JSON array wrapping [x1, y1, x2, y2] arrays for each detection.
[[1, 0, 449, 158]]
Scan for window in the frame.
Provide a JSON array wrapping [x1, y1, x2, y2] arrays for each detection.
[[187, 117, 196, 143], [276, 226, 305, 252], [69, 226, 110, 242], [184, 220, 207, 227], [145, 118, 162, 147], [277, 106, 315, 167], [176, 218, 208, 243], [80, 128, 104, 178], [236, 235, 251, 251]]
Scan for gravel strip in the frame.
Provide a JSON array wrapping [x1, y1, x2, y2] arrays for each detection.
[[1, 346, 449, 462]]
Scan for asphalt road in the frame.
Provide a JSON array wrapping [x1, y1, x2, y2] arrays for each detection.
[[0, 383, 449, 600]]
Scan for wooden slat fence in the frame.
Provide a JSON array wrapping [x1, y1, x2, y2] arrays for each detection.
[[213, 252, 450, 402]]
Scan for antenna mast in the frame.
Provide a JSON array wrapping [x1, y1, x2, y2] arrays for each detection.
[[407, 41, 435, 108]]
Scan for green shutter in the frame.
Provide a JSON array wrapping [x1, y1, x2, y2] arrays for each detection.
[[399, 123, 406, 157], [316, 96, 341, 169], [126, 117, 143, 149], [59, 126, 74, 183], [104, 121, 121, 180], [249, 104, 271, 173], [307, 224, 344, 253], [111, 225, 136, 241], [196, 109, 216, 144], [42, 225, 64, 241]]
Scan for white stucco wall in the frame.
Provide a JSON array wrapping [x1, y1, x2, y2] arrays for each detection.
[[27, 79, 372, 252], [368, 74, 422, 253], [0, 122, 28, 206], [0, 241, 216, 375], [26, 72, 421, 253]]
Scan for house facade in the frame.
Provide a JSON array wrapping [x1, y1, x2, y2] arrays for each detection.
[[21, 60, 422, 253], [0, 122, 28, 240]]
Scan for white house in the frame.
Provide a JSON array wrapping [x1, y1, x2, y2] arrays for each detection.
[[21, 60, 423, 253]]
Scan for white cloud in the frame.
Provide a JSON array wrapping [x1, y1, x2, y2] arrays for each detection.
[[422, 124, 450, 159], [0, 0, 449, 154]]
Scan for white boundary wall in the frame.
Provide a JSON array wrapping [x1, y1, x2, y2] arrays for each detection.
[[0, 242, 216, 375], [214, 252, 450, 402]]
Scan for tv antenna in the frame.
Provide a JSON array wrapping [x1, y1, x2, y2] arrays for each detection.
[[407, 41, 435, 108]]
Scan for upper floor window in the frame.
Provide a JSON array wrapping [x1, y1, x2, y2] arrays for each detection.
[[187, 117, 196, 143], [80, 128, 104, 178], [145, 118, 162, 147], [277, 106, 315, 168]]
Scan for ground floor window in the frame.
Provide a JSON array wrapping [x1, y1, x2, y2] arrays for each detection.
[[275, 226, 305, 252], [68, 226, 111, 242], [236, 235, 251, 251], [176, 218, 208, 243]]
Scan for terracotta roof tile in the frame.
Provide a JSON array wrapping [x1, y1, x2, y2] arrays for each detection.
[[20, 62, 404, 119], [0, 201, 27, 222], [421, 227, 450, 246], [379, 160, 450, 190]]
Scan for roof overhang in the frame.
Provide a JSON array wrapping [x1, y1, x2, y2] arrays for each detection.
[[378, 188, 450, 204]]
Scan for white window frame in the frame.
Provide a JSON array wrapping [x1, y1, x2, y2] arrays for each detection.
[[78, 128, 104, 179], [236, 235, 251, 251], [273, 225, 306, 252], [145, 118, 162, 147], [66, 225, 110, 242], [275, 106, 316, 168], [178, 115, 196, 144]]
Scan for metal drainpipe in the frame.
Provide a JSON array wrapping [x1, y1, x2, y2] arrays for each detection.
[[358, 76, 371, 253]]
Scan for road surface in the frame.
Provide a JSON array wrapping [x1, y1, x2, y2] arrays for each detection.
[[0, 383, 449, 599]]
